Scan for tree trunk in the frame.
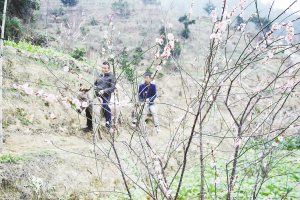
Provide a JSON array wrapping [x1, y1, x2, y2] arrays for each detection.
[[0, 0, 8, 153]]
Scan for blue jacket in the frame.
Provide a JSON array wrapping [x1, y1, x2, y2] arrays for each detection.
[[139, 83, 157, 105]]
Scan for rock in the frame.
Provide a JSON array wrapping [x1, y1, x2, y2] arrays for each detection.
[[23, 129, 31, 134], [5, 46, 17, 54], [41, 56, 49, 64]]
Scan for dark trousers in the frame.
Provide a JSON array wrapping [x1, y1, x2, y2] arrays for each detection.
[[86, 96, 112, 128], [86, 108, 93, 128]]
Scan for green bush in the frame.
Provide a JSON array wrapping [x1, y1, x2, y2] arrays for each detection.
[[90, 16, 98, 26], [203, 0, 216, 16], [62, 17, 69, 27], [236, 15, 244, 27], [171, 150, 300, 199], [26, 31, 55, 47], [132, 46, 144, 66], [57, 27, 62, 34], [4, 17, 24, 42], [0, 0, 40, 23], [51, 7, 65, 17], [72, 48, 86, 61], [111, 1, 131, 17], [80, 25, 90, 35], [178, 15, 196, 39], [4, 39, 72, 59], [0, 154, 22, 163], [142, 0, 160, 5], [250, 16, 272, 32], [60, 0, 79, 7]]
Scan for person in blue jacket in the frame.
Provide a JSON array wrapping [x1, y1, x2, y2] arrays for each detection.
[[138, 73, 160, 132]]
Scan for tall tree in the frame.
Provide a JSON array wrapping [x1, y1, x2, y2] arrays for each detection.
[[0, 0, 40, 22], [203, 0, 215, 16], [0, 0, 8, 153], [60, 0, 79, 7], [178, 15, 195, 39]]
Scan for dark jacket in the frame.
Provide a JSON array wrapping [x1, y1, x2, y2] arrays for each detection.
[[139, 83, 157, 105], [94, 72, 115, 98]]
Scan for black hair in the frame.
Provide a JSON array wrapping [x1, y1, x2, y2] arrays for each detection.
[[144, 73, 151, 78], [103, 62, 110, 68]]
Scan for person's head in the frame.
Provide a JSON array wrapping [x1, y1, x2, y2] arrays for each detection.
[[102, 62, 110, 74], [144, 73, 151, 84]]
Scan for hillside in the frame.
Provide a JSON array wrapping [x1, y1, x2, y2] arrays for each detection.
[[2, 0, 300, 199]]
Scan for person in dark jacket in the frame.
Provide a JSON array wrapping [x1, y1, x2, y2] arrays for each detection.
[[138, 73, 160, 132], [82, 62, 115, 132]]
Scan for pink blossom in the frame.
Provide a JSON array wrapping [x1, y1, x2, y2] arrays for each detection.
[[156, 38, 164, 45], [25, 87, 33, 95], [215, 177, 221, 184], [167, 33, 174, 41], [47, 94, 57, 103], [23, 83, 28, 89], [219, 21, 227, 32], [63, 66, 69, 72], [50, 113, 56, 119], [155, 51, 160, 60], [168, 21, 173, 29], [13, 83, 18, 90], [166, 190, 172, 198], [72, 98, 80, 105], [36, 90, 44, 96], [210, 160, 216, 167], [278, 136, 283, 142], [268, 51, 274, 59], [17, 85, 24, 91], [64, 102, 71, 108], [82, 102, 88, 108], [158, 174, 163, 180], [157, 65, 162, 71], [155, 165, 161, 172], [240, 23, 246, 31]]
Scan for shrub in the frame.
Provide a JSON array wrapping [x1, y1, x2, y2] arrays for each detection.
[[60, 0, 79, 7], [250, 16, 272, 32], [51, 7, 65, 17], [111, 1, 130, 17], [72, 48, 86, 61], [62, 17, 69, 27], [26, 31, 55, 47], [0, 0, 40, 23], [80, 25, 90, 35], [142, 0, 160, 5], [236, 15, 244, 27], [56, 27, 61, 35], [178, 15, 196, 39], [4, 17, 24, 42], [132, 47, 144, 66], [90, 16, 98, 26], [203, 0, 216, 16]]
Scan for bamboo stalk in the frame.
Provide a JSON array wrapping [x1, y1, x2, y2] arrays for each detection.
[[0, 0, 8, 153]]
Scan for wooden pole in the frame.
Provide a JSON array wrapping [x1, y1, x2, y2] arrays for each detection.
[[0, 0, 8, 153]]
